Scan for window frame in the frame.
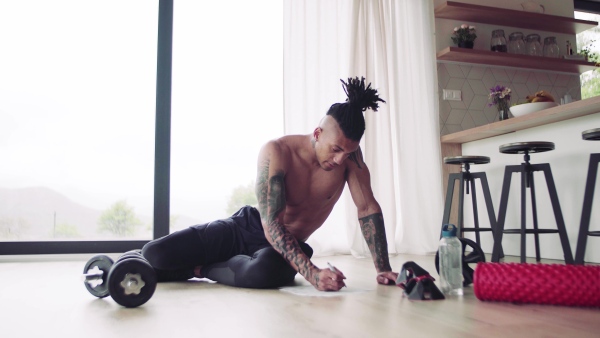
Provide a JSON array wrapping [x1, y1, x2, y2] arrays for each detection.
[[0, 0, 172, 255]]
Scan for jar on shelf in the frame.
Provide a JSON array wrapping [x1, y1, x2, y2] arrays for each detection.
[[525, 34, 543, 56], [508, 32, 526, 55], [491, 29, 507, 52], [543, 36, 560, 58]]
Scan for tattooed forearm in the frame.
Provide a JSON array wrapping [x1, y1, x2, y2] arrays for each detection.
[[359, 213, 392, 272], [257, 166, 318, 283], [266, 220, 318, 282]]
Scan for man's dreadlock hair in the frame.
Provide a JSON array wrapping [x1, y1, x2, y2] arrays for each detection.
[[326, 77, 386, 142]]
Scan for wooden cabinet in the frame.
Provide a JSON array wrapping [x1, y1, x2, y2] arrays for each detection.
[[434, 1, 598, 73]]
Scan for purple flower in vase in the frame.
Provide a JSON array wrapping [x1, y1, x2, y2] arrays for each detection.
[[488, 85, 512, 120]]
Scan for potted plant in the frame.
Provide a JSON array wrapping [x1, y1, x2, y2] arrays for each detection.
[[451, 24, 477, 49], [579, 40, 598, 62]]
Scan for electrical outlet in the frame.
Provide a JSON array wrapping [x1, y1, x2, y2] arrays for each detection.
[[443, 89, 462, 101]]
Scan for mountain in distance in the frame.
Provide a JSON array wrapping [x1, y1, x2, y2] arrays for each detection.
[[0, 186, 201, 240]]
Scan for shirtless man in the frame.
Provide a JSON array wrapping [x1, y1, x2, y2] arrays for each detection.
[[142, 77, 398, 291]]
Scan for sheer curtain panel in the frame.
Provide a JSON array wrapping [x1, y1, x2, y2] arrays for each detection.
[[283, 0, 442, 257]]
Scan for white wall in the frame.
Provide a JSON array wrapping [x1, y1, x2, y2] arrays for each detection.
[[461, 113, 600, 263]]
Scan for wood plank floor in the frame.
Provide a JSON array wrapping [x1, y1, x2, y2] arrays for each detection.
[[0, 253, 598, 338]]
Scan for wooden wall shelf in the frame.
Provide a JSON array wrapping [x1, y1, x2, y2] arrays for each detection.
[[437, 47, 598, 74], [440, 96, 600, 144], [434, 1, 598, 35]]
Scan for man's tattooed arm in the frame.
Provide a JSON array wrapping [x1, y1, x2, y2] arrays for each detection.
[[359, 213, 392, 272], [256, 159, 319, 285]]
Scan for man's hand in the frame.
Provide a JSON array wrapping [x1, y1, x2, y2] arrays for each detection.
[[311, 267, 346, 291], [376, 271, 398, 285]]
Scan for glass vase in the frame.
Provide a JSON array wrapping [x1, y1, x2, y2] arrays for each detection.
[[497, 100, 510, 121]]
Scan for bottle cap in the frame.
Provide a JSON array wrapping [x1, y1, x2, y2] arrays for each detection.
[[442, 224, 458, 237]]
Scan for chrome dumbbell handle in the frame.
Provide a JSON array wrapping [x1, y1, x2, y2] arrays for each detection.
[[82, 266, 105, 288]]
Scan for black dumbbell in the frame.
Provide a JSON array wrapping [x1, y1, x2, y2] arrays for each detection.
[[82, 250, 157, 308], [82, 254, 114, 298]]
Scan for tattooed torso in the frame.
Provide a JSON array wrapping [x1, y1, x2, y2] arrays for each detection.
[[256, 135, 348, 241]]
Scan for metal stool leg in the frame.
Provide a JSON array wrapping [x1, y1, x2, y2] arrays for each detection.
[[575, 153, 600, 264], [492, 165, 520, 262], [538, 163, 574, 264], [440, 171, 467, 239], [458, 173, 466, 238], [528, 174, 542, 262], [520, 167, 527, 263], [478, 172, 504, 258], [441, 173, 461, 237], [469, 177, 482, 244]]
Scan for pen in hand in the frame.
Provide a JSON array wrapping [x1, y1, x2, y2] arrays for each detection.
[[327, 262, 346, 288]]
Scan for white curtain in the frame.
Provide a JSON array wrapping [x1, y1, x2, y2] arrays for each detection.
[[283, 0, 442, 257]]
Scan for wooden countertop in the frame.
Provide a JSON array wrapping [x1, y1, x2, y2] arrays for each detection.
[[441, 96, 600, 144]]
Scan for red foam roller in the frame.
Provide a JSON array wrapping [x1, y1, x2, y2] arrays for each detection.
[[474, 262, 600, 307]]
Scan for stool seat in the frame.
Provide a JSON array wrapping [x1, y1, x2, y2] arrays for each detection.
[[444, 156, 490, 165], [582, 128, 600, 141], [499, 141, 555, 154]]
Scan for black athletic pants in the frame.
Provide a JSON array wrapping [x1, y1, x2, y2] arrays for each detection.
[[141, 206, 313, 288]]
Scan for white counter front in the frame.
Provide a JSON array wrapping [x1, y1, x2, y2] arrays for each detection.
[[440, 96, 600, 263], [460, 113, 600, 263]]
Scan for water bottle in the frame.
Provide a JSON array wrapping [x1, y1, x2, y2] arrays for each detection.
[[439, 224, 463, 296]]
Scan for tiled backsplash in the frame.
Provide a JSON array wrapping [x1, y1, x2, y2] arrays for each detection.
[[437, 62, 582, 135]]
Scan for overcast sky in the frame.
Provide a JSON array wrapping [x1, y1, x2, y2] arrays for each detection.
[[0, 0, 283, 229]]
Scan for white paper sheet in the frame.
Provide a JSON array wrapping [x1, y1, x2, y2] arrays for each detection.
[[278, 285, 372, 297]]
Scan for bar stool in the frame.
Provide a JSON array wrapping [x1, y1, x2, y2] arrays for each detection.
[[491, 141, 574, 264], [441, 156, 500, 250], [575, 128, 600, 264]]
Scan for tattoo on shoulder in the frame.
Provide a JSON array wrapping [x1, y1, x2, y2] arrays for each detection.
[[267, 170, 286, 223], [256, 159, 270, 219], [349, 148, 364, 169]]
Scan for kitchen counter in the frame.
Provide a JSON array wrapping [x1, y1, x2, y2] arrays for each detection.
[[439, 96, 600, 262], [441, 96, 600, 181], [441, 96, 600, 145]]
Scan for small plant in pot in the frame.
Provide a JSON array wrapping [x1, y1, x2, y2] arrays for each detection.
[[579, 40, 598, 63], [451, 24, 477, 49]]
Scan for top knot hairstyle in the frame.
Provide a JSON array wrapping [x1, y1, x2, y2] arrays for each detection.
[[326, 77, 386, 141]]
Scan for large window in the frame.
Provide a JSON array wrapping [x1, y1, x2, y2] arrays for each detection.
[[576, 11, 600, 99], [169, 1, 283, 231], [0, 1, 158, 242], [0, 0, 284, 250]]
